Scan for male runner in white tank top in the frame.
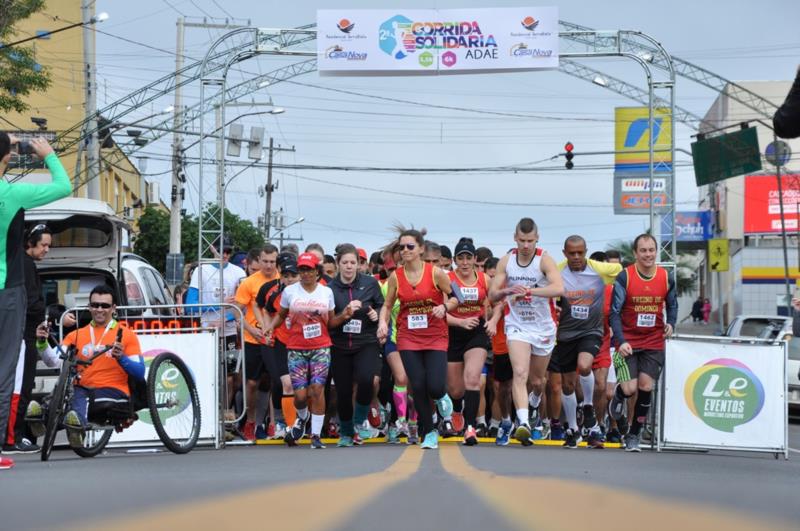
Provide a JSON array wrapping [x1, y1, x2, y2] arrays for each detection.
[[489, 218, 563, 445]]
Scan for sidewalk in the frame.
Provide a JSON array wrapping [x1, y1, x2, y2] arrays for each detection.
[[675, 319, 725, 337]]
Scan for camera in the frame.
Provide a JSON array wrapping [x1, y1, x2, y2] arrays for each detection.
[[15, 141, 35, 156]]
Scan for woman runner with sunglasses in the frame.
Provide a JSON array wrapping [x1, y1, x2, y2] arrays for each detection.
[[378, 229, 456, 450]]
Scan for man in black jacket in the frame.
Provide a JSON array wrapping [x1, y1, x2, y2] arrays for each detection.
[[774, 67, 800, 139]]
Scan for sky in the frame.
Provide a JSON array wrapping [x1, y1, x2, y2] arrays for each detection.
[[67, 0, 800, 258]]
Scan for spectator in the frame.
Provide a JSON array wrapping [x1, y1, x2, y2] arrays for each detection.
[[702, 298, 712, 324], [0, 134, 72, 471], [691, 297, 703, 323], [773, 66, 800, 138]]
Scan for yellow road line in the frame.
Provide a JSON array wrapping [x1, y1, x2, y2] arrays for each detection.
[[73, 446, 423, 531], [439, 445, 791, 531]]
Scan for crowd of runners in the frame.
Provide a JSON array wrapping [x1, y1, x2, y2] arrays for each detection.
[[199, 216, 677, 451]]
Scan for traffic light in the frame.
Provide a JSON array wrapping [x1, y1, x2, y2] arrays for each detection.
[[564, 141, 574, 170]]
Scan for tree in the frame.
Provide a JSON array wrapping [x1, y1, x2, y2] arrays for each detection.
[[606, 238, 699, 296], [0, 0, 52, 113], [133, 206, 265, 274]]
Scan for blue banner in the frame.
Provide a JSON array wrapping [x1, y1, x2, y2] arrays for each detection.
[[661, 211, 713, 242]]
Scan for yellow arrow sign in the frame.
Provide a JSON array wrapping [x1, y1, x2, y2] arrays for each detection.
[[708, 238, 729, 272]]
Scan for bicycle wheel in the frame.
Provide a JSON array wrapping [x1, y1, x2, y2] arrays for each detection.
[[41, 361, 72, 462], [147, 352, 201, 454], [72, 428, 112, 458]]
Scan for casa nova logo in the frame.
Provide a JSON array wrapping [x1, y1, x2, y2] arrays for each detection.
[[684, 358, 765, 433]]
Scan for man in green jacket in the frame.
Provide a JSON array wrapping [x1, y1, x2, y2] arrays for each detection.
[[0, 133, 71, 470]]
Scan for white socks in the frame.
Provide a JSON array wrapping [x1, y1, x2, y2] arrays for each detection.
[[580, 373, 595, 406], [562, 392, 579, 431]]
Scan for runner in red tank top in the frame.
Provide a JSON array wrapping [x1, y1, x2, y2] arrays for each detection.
[[378, 229, 457, 450], [444, 237, 501, 446], [608, 234, 677, 453]]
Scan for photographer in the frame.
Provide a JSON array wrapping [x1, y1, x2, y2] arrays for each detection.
[[0, 133, 72, 471]]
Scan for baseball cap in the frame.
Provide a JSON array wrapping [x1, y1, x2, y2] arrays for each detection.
[[454, 240, 476, 257], [357, 248, 368, 261], [297, 252, 319, 269], [281, 259, 298, 274]]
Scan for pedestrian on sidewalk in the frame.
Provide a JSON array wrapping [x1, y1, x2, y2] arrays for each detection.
[[702, 298, 712, 324], [691, 297, 703, 323]]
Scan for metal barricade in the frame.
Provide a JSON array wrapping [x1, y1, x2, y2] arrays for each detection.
[[57, 303, 247, 449]]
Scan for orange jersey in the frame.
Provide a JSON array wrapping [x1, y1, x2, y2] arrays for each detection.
[[64, 320, 142, 395], [236, 270, 279, 344]]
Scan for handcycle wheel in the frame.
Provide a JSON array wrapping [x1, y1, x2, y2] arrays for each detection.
[[72, 428, 112, 458], [41, 361, 72, 462], [147, 352, 200, 454]]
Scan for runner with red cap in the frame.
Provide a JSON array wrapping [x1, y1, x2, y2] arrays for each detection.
[[264, 252, 335, 449]]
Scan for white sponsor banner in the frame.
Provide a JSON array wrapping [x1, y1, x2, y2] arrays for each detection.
[[662, 338, 786, 452], [109, 332, 217, 446], [317, 7, 559, 74]]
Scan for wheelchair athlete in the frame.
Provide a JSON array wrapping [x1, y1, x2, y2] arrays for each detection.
[[27, 285, 145, 448]]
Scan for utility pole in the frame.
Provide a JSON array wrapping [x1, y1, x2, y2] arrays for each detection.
[[774, 135, 793, 311], [167, 16, 185, 287], [82, 0, 100, 200], [265, 137, 274, 237]]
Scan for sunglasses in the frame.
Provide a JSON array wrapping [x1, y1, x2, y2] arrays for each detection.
[[400, 243, 416, 250], [89, 302, 113, 309]]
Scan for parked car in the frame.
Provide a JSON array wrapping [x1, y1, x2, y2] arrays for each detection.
[[724, 315, 791, 341], [788, 336, 800, 415], [25, 197, 175, 395]]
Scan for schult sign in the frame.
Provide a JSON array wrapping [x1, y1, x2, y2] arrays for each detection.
[[317, 8, 559, 74]]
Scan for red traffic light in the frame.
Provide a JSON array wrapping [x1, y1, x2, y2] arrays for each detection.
[[564, 142, 574, 152]]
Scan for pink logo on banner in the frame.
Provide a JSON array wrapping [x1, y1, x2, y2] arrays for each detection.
[[441, 51, 457, 68]]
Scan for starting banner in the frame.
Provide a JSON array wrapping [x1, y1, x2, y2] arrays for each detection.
[[109, 332, 217, 447], [317, 7, 559, 74], [660, 337, 787, 456]]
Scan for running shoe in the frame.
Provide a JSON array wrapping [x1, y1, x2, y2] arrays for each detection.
[[64, 410, 85, 449], [396, 420, 409, 439], [267, 423, 275, 438], [440, 419, 457, 438], [243, 421, 256, 442], [0, 456, 14, 470], [532, 419, 544, 440], [586, 428, 605, 449], [25, 400, 45, 438], [255, 424, 267, 441], [273, 421, 287, 440], [451, 411, 465, 434], [514, 423, 533, 446], [606, 428, 623, 444], [420, 431, 439, 450], [528, 404, 540, 427], [352, 432, 365, 446], [550, 420, 565, 441], [368, 406, 382, 428], [387, 425, 400, 444], [540, 418, 551, 440], [2, 438, 40, 454], [563, 428, 582, 449], [310, 436, 326, 449], [327, 422, 339, 439], [624, 433, 641, 453], [285, 417, 305, 446], [357, 422, 374, 442], [435, 394, 454, 419], [608, 384, 626, 421], [581, 404, 597, 433], [495, 420, 512, 446], [476, 422, 488, 438], [463, 425, 478, 446], [407, 423, 419, 445], [488, 424, 499, 439], [337, 435, 354, 447]]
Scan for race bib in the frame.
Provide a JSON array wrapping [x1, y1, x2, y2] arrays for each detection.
[[570, 305, 590, 320], [343, 319, 362, 334], [303, 323, 322, 339], [461, 287, 479, 301], [408, 314, 428, 330], [637, 314, 656, 327]]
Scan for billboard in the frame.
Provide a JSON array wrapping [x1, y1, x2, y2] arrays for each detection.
[[613, 174, 672, 215], [660, 211, 713, 242], [317, 7, 559, 74], [743, 174, 800, 233], [614, 107, 673, 174]]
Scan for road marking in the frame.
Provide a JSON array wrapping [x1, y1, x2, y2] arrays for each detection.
[[75, 446, 423, 531], [439, 445, 793, 531]]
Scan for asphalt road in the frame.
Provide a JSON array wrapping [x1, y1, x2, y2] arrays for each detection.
[[2, 423, 799, 531]]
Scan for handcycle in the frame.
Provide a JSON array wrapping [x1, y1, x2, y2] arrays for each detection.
[[39, 327, 201, 461]]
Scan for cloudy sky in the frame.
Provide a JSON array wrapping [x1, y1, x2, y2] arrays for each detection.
[[69, 0, 800, 257]]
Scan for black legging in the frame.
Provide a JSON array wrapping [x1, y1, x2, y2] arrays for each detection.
[[261, 341, 289, 410], [331, 343, 379, 422], [400, 349, 447, 437]]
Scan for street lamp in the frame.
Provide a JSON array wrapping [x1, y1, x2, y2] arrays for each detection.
[[269, 216, 305, 240], [0, 12, 109, 49]]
